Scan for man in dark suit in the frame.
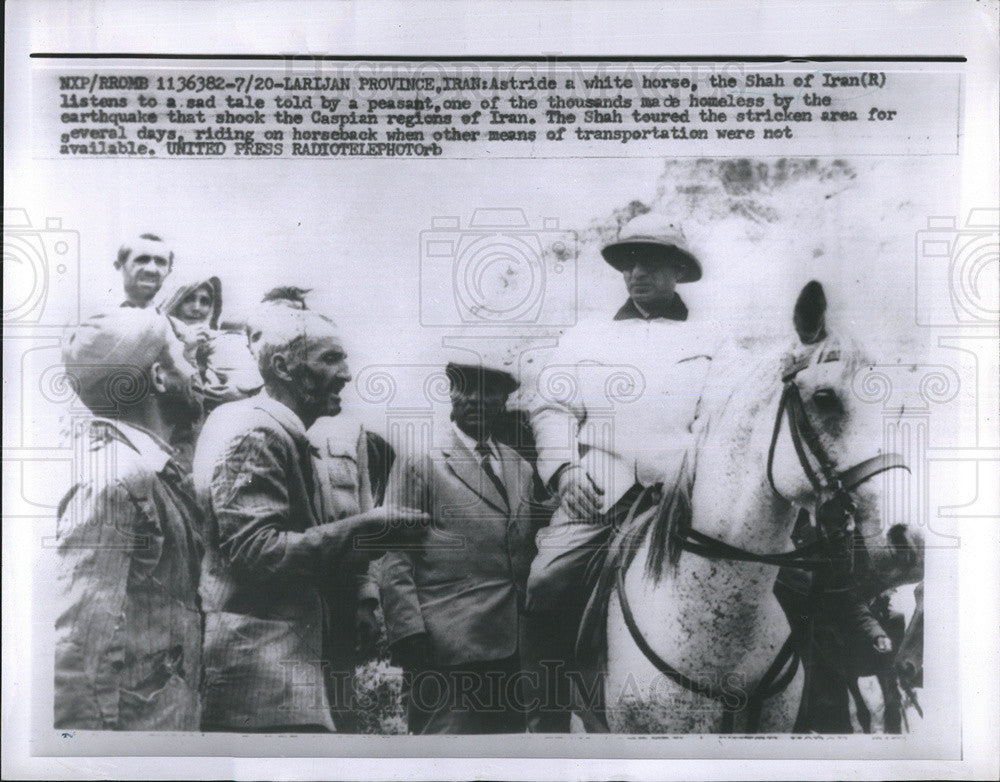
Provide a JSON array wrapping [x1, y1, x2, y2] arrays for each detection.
[[380, 357, 538, 734]]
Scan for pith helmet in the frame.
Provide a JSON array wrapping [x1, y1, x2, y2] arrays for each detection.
[[601, 212, 702, 282]]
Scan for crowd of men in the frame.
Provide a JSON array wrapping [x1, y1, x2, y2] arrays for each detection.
[[53, 218, 903, 734]]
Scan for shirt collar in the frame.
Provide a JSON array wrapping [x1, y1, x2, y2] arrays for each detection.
[[253, 387, 309, 440], [89, 417, 174, 472], [451, 421, 499, 460], [614, 293, 688, 322]]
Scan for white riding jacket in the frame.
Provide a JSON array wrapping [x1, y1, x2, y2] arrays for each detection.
[[528, 312, 717, 511]]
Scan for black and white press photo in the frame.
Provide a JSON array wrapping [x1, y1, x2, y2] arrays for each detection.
[[3, 1, 998, 780]]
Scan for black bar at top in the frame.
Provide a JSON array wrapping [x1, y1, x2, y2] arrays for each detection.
[[29, 53, 966, 62]]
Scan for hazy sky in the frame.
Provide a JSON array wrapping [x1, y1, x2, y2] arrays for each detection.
[[25, 152, 957, 339], [12, 151, 960, 438], [23, 155, 664, 356]]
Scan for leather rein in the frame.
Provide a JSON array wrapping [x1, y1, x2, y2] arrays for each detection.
[[614, 359, 910, 732]]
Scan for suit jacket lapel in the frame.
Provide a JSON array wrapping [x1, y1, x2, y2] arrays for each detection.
[[498, 444, 526, 518], [443, 430, 509, 516]]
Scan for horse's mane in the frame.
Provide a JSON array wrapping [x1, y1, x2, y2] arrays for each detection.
[[620, 331, 874, 582], [647, 452, 696, 577]]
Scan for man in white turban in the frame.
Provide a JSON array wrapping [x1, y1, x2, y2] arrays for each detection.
[[194, 306, 431, 732]]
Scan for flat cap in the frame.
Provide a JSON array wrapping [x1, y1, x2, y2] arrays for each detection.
[[442, 346, 519, 393], [61, 308, 175, 406]]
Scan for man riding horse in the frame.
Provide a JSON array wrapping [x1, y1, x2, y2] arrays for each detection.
[[522, 214, 904, 732], [521, 212, 713, 731]]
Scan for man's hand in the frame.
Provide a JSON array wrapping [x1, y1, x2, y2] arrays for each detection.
[[390, 632, 433, 672], [200, 381, 244, 408], [355, 505, 431, 551], [355, 599, 380, 660], [557, 466, 604, 521]]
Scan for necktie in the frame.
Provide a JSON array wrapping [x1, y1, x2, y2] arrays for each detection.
[[476, 441, 508, 508]]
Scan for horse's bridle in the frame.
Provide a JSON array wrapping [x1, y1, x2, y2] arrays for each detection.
[[766, 357, 909, 508], [614, 357, 911, 732]]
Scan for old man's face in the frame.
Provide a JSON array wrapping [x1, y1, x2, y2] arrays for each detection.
[[288, 334, 352, 421]]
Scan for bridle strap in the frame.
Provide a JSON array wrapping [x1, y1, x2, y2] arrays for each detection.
[[614, 564, 801, 732], [614, 566, 732, 702], [616, 363, 912, 732], [786, 383, 834, 492], [679, 526, 831, 571], [766, 383, 792, 497], [768, 377, 910, 502], [838, 452, 910, 491]]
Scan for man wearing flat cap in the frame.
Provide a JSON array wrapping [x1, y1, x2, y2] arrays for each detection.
[[379, 354, 539, 734], [522, 212, 717, 730], [54, 308, 206, 730], [115, 233, 175, 309]]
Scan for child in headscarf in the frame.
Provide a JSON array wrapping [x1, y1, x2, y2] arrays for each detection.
[[157, 274, 223, 341], [157, 275, 260, 415]]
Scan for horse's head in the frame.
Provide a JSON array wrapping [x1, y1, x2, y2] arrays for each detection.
[[767, 281, 923, 589]]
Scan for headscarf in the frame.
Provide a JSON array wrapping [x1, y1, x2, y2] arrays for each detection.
[[156, 275, 223, 329]]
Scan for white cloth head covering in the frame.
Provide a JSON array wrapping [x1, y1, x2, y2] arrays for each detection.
[[156, 274, 223, 329], [251, 306, 342, 381]]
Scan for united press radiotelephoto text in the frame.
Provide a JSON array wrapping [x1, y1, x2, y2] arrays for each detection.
[[41, 61, 957, 159]]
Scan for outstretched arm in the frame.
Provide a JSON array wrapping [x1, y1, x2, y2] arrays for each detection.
[[212, 428, 425, 584], [379, 454, 430, 651]]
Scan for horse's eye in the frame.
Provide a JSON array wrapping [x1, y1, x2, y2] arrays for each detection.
[[812, 387, 842, 414]]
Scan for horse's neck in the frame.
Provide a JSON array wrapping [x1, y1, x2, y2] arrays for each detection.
[[689, 349, 796, 561]]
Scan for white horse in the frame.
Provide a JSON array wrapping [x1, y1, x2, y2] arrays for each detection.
[[603, 281, 922, 733]]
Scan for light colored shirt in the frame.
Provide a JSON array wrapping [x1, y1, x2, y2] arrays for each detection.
[[451, 421, 500, 467]]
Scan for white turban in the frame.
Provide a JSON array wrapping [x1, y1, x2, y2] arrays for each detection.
[[251, 306, 342, 383]]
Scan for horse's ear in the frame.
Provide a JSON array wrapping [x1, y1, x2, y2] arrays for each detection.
[[794, 280, 827, 344]]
